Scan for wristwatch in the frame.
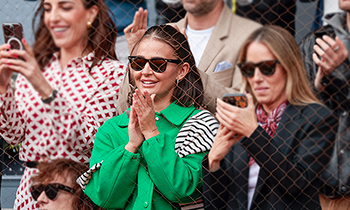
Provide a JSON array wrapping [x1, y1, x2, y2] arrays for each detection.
[[42, 89, 58, 104]]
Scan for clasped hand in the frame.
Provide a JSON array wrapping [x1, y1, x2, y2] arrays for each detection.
[[125, 89, 159, 153]]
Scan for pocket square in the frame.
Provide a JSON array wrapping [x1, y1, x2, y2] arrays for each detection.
[[214, 61, 233, 72]]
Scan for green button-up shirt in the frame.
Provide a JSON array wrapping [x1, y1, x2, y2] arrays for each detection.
[[85, 101, 207, 210]]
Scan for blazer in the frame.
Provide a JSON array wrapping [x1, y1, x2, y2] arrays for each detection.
[[203, 103, 338, 210], [174, 4, 261, 113], [116, 4, 261, 114]]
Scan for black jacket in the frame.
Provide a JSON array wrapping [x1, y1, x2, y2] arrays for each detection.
[[235, 0, 296, 35], [299, 13, 350, 197], [203, 103, 338, 210]]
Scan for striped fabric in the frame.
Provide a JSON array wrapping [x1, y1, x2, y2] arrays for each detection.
[[76, 161, 103, 191], [175, 110, 218, 158], [180, 200, 205, 210]]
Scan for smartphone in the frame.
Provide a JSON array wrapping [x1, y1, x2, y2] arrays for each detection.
[[314, 31, 330, 61], [314, 31, 328, 40], [2, 22, 24, 51], [222, 93, 247, 108]]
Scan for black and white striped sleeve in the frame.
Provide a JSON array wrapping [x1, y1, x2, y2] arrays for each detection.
[[76, 161, 103, 192], [175, 110, 219, 158]]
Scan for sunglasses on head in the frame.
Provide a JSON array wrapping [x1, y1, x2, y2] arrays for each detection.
[[128, 56, 181, 73], [237, 60, 280, 78], [30, 183, 75, 201]]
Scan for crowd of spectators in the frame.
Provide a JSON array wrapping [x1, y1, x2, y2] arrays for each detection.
[[0, 0, 349, 210]]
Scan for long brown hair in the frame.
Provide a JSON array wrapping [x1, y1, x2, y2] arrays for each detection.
[[31, 159, 103, 210], [130, 25, 204, 108], [238, 25, 319, 105], [32, 0, 117, 70]]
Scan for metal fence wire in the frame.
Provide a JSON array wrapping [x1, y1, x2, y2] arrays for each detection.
[[0, 0, 348, 209]]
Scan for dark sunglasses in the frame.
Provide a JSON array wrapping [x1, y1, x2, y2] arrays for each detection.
[[128, 56, 181, 73], [30, 183, 75, 201], [237, 60, 280, 78]]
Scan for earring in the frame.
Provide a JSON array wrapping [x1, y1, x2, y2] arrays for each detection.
[[87, 21, 92, 29], [176, 79, 179, 85]]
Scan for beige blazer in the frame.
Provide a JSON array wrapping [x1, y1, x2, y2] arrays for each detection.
[[117, 4, 261, 114]]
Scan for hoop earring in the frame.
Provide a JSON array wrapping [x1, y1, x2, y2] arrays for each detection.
[[87, 21, 92, 29]]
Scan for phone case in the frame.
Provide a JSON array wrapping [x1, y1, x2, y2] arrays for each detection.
[[2, 22, 24, 50], [222, 93, 247, 108]]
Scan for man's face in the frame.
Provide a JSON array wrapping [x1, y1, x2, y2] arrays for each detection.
[[339, 0, 350, 12], [181, 0, 218, 16]]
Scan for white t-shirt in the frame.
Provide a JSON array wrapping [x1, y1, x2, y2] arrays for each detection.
[[186, 25, 214, 66], [248, 161, 260, 210]]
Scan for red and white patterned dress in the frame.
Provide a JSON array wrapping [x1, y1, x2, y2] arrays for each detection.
[[0, 52, 125, 209]]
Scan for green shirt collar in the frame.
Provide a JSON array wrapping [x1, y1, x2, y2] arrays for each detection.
[[160, 101, 197, 126]]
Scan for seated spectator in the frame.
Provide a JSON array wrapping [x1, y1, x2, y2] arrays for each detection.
[[203, 25, 338, 210], [30, 159, 102, 210], [79, 25, 218, 209]]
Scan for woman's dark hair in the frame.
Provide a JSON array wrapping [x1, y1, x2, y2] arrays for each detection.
[[130, 24, 204, 108], [31, 159, 102, 210], [32, 0, 117, 70]]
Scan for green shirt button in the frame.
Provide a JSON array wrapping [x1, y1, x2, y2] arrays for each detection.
[[143, 202, 148, 208]]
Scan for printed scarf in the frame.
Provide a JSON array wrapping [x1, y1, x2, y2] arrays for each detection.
[[249, 100, 288, 166]]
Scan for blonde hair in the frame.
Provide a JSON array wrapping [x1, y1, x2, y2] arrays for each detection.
[[238, 25, 319, 105]]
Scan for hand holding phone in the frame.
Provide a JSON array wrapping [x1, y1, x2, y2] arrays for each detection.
[[2, 22, 24, 51], [222, 93, 247, 108]]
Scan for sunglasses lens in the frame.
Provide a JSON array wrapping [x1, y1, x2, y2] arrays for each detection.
[[131, 57, 146, 71], [239, 61, 277, 77], [240, 64, 255, 77], [150, 59, 167, 73], [45, 185, 58, 200], [31, 185, 44, 201], [259, 61, 276, 76]]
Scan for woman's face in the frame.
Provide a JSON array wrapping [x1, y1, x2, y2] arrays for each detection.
[[131, 38, 183, 104], [36, 175, 76, 210], [43, 0, 97, 51], [245, 42, 287, 111]]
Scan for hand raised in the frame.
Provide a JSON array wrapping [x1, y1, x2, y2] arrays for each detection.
[[313, 36, 348, 74], [124, 8, 148, 54]]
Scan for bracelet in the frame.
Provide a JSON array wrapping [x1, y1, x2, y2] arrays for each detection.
[[42, 89, 58, 104]]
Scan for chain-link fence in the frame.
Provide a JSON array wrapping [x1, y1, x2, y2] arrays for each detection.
[[0, 0, 347, 209]]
